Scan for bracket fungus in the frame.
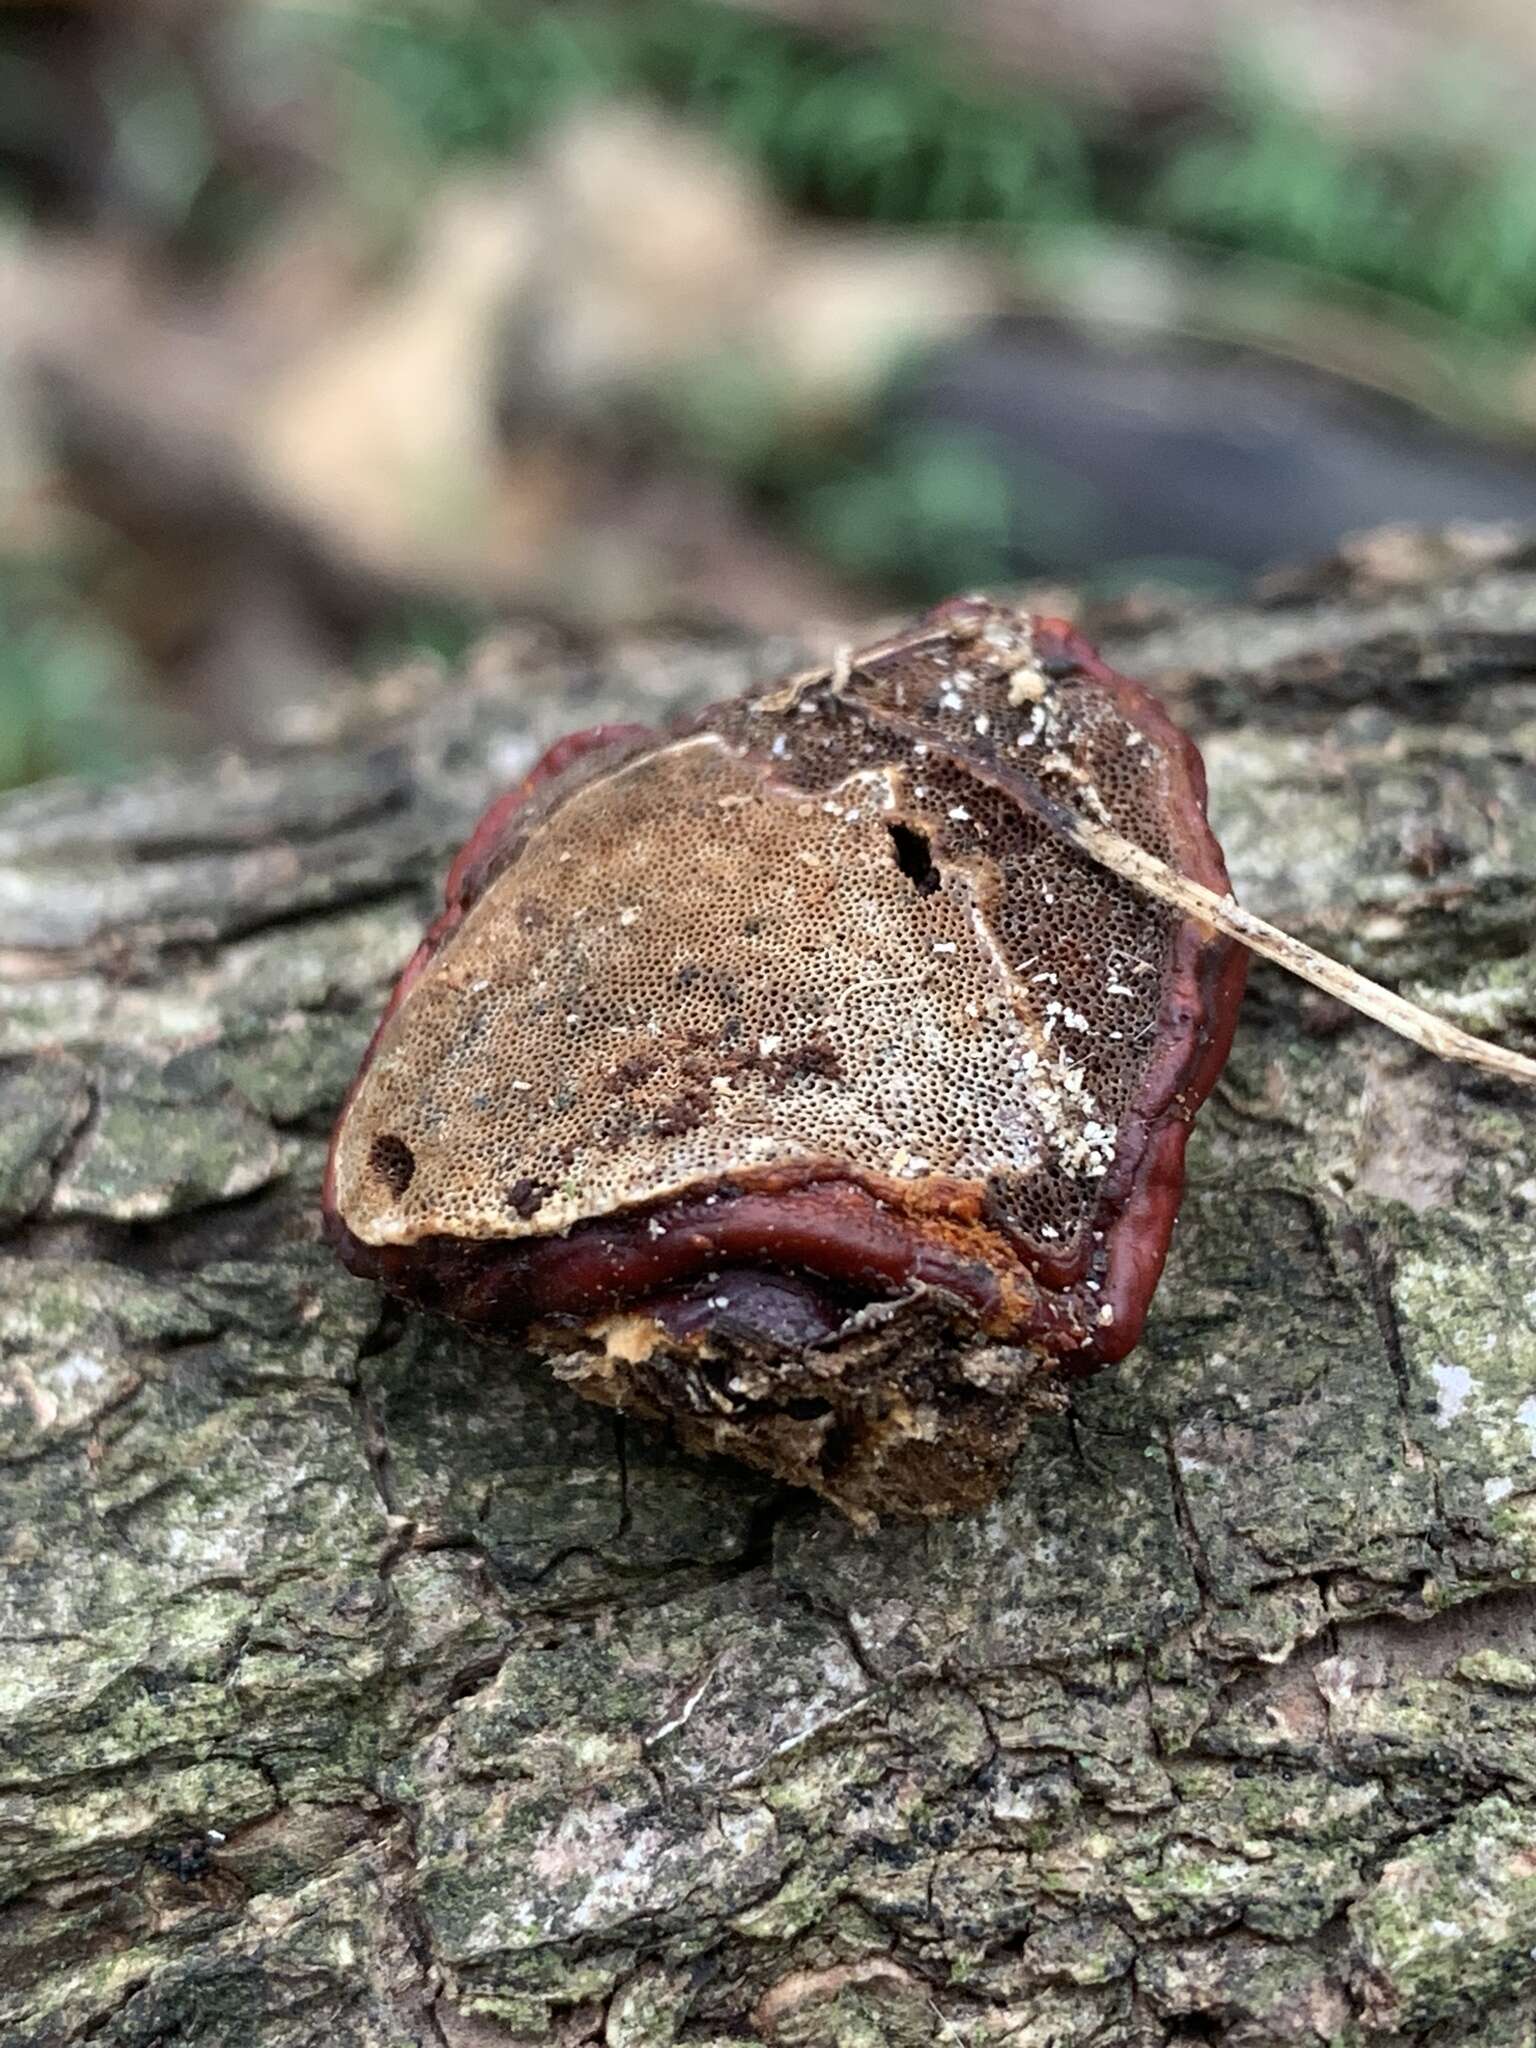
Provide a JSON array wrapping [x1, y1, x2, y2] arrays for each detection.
[[323, 596, 1535, 1522]]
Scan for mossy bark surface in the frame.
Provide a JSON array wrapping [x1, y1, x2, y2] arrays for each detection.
[[3, 534, 1536, 2045]]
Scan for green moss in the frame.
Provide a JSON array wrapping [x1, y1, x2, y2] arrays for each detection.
[[1458, 1649, 1536, 1692], [1349, 1797, 1536, 2028], [0, 1054, 91, 1224], [47, 1055, 291, 1221]]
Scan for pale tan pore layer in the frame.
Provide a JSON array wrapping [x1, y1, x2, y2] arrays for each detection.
[[337, 736, 1068, 1244]]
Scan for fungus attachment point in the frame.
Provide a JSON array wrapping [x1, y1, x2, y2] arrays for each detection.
[[323, 598, 1530, 1522]]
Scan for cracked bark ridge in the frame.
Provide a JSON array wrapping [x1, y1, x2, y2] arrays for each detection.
[[3, 530, 1536, 2044]]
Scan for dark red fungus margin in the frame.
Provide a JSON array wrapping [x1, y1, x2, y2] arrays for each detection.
[[1043, 618, 1247, 1359], [322, 616, 1246, 1369]]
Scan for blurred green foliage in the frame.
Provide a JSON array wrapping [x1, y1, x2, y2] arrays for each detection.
[[320, 0, 1536, 596], [1145, 87, 1536, 339], [334, 0, 1536, 339], [322, 1, 1120, 597], [654, 350, 1033, 598], [0, 566, 141, 790], [357, 594, 495, 674], [335, 1, 1092, 228]]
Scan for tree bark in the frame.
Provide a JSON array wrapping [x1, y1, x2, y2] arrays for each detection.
[[3, 530, 1536, 2046]]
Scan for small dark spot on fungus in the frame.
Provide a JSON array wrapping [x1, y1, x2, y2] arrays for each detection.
[[367, 1133, 415, 1196], [777, 1038, 843, 1084], [323, 597, 1249, 1524], [648, 1089, 710, 1138], [887, 820, 940, 896], [606, 1052, 661, 1093]]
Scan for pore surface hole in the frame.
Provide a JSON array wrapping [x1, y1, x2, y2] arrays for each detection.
[[369, 1133, 416, 1196], [887, 821, 939, 895]]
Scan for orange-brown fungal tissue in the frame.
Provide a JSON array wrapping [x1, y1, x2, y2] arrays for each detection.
[[325, 598, 1245, 1521]]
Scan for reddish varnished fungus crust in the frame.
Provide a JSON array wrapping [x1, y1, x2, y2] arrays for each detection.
[[324, 599, 1245, 1522]]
